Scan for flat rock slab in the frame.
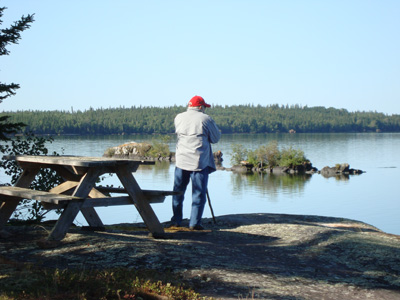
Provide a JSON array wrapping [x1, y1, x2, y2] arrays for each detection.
[[1, 213, 400, 300]]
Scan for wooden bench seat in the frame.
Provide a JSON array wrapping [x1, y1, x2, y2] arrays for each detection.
[[96, 186, 181, 197], [0, 186, 181, 210], [0, 186, 83, 204]]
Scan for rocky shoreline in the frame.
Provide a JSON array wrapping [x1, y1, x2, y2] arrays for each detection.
[[1, 213, 399, 300], [224, 161, 364, 178]]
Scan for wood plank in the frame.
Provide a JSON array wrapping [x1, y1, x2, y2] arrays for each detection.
[[83, 195, 165, 206], [0, 184, 107, 203], [6, 155, 154, 168], [142, 190, 182, 197], [47, 201, 83, 241], [50, 181, 108, 198], [0, 186, 82, 203], [80, 207, 104, 228], [88, 188, 108, 198], [0, 198, 20, 226], [115, 164, 165, 238], [96, 186, 182, 197], [0, 166, 40, 229], [0, 186, 47, 198], [92, 186, 126, 194], [42, 195, 165, 210], [83, 196, 134, 207], [49, 181, 79, 195], [15, 166, 41, 188], [50, 165, 83, 181], [42, 196, 133, 210]]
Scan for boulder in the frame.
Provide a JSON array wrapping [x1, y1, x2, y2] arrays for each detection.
[[104, 142, 223, 163], [230, 165, 251, 173], [319, 163, 364, 178], [112, 142, 152, 156], [104, 142, 172, 161], [271, 166, 290, 174], [337, 163, 350, 172], [349, 168, 364, 175], [320, 166, 338, 177]]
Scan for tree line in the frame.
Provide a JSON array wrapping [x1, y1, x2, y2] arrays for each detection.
[[1, 104, 400, 135]]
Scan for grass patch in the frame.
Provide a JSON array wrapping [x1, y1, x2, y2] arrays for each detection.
[[0, 263, 210, 300], [230, 141, 308, 168]]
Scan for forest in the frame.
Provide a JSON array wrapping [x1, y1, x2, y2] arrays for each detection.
[[1, 104, 400, 135]]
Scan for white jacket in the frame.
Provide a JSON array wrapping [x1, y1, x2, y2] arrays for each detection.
[[174, 107, 221, 172]]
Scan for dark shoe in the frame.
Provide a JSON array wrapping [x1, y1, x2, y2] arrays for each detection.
[[165, 222, 181, 228], [189, 225, 204, 231]]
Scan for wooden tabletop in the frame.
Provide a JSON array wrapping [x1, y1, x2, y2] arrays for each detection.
[[3, 155, 156, 168]]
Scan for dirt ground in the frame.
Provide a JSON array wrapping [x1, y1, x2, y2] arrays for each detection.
[[1, 213, 400, 300]]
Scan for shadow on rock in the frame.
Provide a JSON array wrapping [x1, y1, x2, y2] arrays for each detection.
[[1, 213, 399, 300]]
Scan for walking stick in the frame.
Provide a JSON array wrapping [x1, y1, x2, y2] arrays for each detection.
[[206, 189, 217, 224]]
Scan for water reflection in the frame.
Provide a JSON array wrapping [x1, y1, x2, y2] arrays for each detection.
[[230, 172, 312, 198], [134, 161, 173, 187], [137, 161, 171, 173], [321, 173, 350, 181], [96, 161, 172, 190]]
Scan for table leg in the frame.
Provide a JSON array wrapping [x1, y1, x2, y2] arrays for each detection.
[[80, 207, 104, 228], [116, 165, 165, 238], [47, 167, 105, 241], [50, 182, 106, 230], [73, 167, 105, 229], [0, 198, 20, 230], [0, 167, 40, 229], [46, 201, 83, 241]]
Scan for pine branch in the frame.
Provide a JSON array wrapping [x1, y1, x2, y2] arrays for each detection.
[[0, 82, 20, 103], [0, 115, 26, 140], [0, 11, 34, 56]]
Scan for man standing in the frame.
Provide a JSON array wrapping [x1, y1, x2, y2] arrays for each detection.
[[171, 95, 221, 230]]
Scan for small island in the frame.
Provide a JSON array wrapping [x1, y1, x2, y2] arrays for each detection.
[[104, 141, 364, 178]]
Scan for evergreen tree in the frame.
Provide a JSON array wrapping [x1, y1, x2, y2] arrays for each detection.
[[0, 6, 34, 140]]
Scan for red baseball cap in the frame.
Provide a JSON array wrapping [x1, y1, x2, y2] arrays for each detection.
[[188, 95, 211, 108]]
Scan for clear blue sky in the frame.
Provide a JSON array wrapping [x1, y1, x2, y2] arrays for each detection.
[[1, 0, 399, 114]]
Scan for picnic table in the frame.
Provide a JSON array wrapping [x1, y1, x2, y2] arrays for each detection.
[[0, 155, 176, 241]]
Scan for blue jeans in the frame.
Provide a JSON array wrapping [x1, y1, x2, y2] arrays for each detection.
[[172, 167, 209, 227]]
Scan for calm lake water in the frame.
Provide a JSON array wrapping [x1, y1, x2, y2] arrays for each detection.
[[1, 133, 399, 235]]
